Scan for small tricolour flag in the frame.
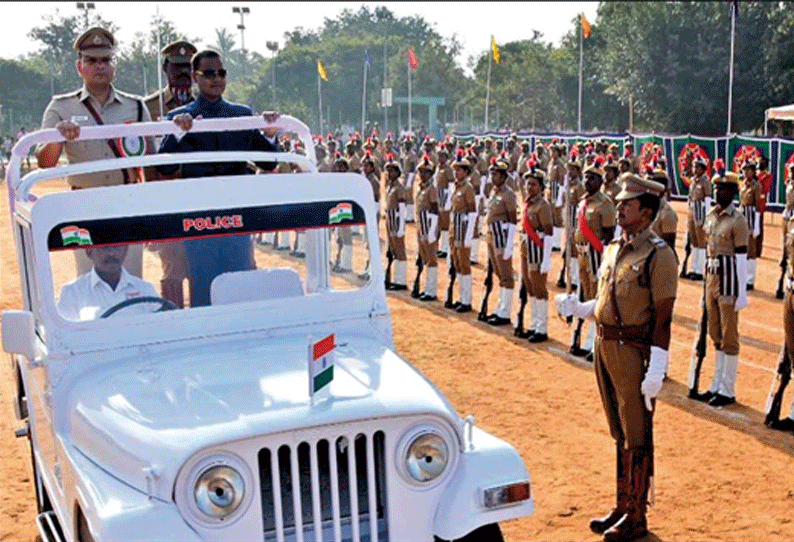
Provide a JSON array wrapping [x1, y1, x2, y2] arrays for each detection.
[[491, 35, 500, 64], [408, 47, 418, 70], [60, 225, 92, 246], [317, 59, 328, 81], [309, 333, 335, 396], [329, 202, 354, 224]]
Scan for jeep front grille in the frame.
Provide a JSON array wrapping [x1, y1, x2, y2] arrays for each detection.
[[258, 430, 388, 542]]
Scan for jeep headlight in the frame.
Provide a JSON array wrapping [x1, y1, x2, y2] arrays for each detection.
[[404, 431, 450, 483], [194, 465, 244, 519]]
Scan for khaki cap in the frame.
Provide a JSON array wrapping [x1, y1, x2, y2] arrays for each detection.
[[74, 27, 115, 57], [489, 158, 509, 173], [384, 155, 401, 173], [615, 173, 665, 201], [162, 40, 197, 64], [712, 171, 740, 186], [417, 154, 435, 172]]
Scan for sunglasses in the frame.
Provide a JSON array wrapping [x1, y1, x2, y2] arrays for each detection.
[[195, 69, 227, 79]]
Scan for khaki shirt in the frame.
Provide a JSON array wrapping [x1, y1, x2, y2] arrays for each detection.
[[486, 183, 518, 225], [545, 159, 565, 202], [40, 85, 152, 188], [385, 179, 407, 210], [365, 172, 380, 203], [452, 179, 477, 214], [688, 174, 711, 203], [416, 179, 439, 213], [523, 193, 553, 237], [595, 228, 678, 328], [786, 216, 794, 279], [574, 191, 616, 245], [601, 179, 621, 204], [402, 149, 418, 174], [739, 179, 762, 209], [652, 198, 678, 236], [346, 153, 361, 173], [704, 203, 749, 257], [143, 86, 193, 121], [434, 163, 454, 193]]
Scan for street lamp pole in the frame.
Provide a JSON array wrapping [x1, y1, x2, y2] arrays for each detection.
[[266, 41, 279, 107], [75, 2, 95, 29], [232, 6, 250, 75]]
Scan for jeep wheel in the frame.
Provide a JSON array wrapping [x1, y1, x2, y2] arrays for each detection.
[[436, 523, 504, 542]]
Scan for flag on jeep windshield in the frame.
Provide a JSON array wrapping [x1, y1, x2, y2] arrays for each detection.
[[329, 202, 354, 224], [309, 333, 335, 396], [60, 225, 92, 246]]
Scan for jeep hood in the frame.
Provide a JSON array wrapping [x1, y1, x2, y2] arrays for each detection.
[[68, 334, 459, 500]]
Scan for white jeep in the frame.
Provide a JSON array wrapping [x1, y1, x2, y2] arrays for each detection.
[[3, 116, 533, 542]]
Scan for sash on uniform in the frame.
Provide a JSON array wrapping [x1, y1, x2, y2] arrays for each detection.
[[522, 209, 543, 247], [387, 208, 401, 235], [707, 254, 739, 297], [578, 202, 604, 253], [419, 209, 431, 237], [691, 200, 707, 226]]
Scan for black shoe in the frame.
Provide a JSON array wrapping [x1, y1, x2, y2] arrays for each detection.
[[437, 250, 447, 258], [556, 278, 566, 289], [276, 246, 291, 251], [515, 328, 532, 339], [419, 294, 437, 302], [570, 346, 590, 358], [746, 283, 754, 291], [445, 300, 461, 310], [528, 333, 548, 343], [688, 390, 714, 402], [291, 251, 305, 258], [585, 351, 594, 362], [332, 264, 351, 273], [387, 283, 407, 291], [410, 290, 421, 299], [487, 315, 511, 326], [456, 303, 473, 313], [552, 246, 561, 252], [768, 417, 794, 432], [776, 289, 785, 300], [689, 273, 704, 281], [708, 394, 736, 407]]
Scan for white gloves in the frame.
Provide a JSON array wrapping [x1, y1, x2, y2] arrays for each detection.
[[464, 212, 478, 248], [397, 202, 406, 237], [502, 222, 516, 260], [540, 233, 553, 274], [735, 253, 748, 311], [641, 346, 669, 411], [554, 293, 595, 320], [427, 212, 438, 244], [753, 210, 761, 238]]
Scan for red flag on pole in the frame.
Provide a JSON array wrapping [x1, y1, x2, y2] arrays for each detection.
[[408, 47, 418, 69]]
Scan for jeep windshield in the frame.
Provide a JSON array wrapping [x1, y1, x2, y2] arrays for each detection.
[[48, 199, 373, 321]]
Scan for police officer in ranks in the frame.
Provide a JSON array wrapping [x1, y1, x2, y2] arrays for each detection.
[[466, 147, 486, 264], [484, 158, 519, 326], [560, 150, 586, 291], [384, 155, 408, 290], [345, 140, 361, 173], [650, 166, 678, 250], [624, 141, 641, 174], [325, 135, 338, 170], [144, 41, 197, 120], [519, 159, 554, 342], [434, 146, 454, 258], [602, 157, 622, 203], [517, 141, 531, 178], [316, 143, 332, 172], [362, 151, 381, 218], [559, 173, 677, 542], [691, 159, 749, 408], [546, 144, 566, 251], [402, 137, 418, 223], [684, 157, 712, 280], [572, 156, 616, 360], [536, 143, 550, 171], [415, 154, 440, 301], [36, 26, 152, 278], [739, 160, 762, 290], [448, 151, 478, 312]]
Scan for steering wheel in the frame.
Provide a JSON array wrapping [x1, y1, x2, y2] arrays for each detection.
[[100, 296, 178, 318]]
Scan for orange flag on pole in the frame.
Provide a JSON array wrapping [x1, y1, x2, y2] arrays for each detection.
[[581, 13, 592, 38], [408, 47, 418, 69]]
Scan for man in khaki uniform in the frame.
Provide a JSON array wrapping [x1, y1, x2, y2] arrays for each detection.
[[36, 26, 152, 278], [624, 142, 641, 174], [559, 173, 676, 542], [650, 169, 678, 250], [562, 153, 587, 290], [572, 156, 616, 360], [402, 138, 418, 222], [434, 147, 454, 258], [739, 160, 762, 290], [384, 157, 408, 290], [547, 144, 566, 250], [519, 160, 554, 342], [144, 41, 197, 121], [415, 154, 440, 301], [448, 153, 478, 313], [691, 161, 749, 408], [485, 158, 518, 326], [684, 157, 712, 280]]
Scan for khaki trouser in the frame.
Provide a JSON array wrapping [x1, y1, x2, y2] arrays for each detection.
[[747, 235, 757, 261], [552, 205, 563, 228], [687, 214, 708, 248], [706, 276, 740, 356], [388, 233, 406, 261], [520, 240, 548, 300], [488, 242, 514, 288], [450, 235, 471, 275], [75, 244, 143, 278], [150, 241, 187, 280], [417, 235, 438, 268], [594, 335, 654, 450], [439, 209, 450, 231], [577, 250, 598, 302]]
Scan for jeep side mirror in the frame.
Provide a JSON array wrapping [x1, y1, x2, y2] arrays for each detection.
[[2, 311, 36, 360]]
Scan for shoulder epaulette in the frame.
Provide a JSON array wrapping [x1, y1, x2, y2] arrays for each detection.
[[52, 89, 81, 100], [115, 88, 145, 100], [651, 236, 666, 248]]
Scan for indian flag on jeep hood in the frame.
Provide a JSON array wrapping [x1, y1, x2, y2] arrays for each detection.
[[60, 226, 92, 246], [329, 203, 353, 224]]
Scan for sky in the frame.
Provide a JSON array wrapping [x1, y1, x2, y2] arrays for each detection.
[[4, 1, 600, 72]]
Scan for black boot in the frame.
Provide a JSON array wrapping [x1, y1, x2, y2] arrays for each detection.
[[603, 449, 651, 542], [590, 446, 630, 534]]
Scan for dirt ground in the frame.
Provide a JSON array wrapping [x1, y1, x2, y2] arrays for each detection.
[[1, 177, 792, 542]]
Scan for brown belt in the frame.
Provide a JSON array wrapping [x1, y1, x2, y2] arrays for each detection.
[[597, 323, 651, 348]]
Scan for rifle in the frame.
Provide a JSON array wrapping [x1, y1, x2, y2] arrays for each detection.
[[477, 259, 494, 321], [384, 248, 394, 288], [687, 283, 709, 398], [444, 253, 457, 309], [411, 255, 424, 298], [556, 250, 567, 289], [776, 252, 787, 300], [514, 282, 529, 337], [764, 348, 792, 426], [680, 230, 691, 279]]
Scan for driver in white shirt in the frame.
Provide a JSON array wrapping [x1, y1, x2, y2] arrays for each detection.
[[58, 245, 159, 321]]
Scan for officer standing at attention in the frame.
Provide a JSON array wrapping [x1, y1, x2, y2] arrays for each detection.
[[560, 173, 676, 542], [415, 154, 440, 301], [561, 150, 587, 291], [402, 137, 418, 223], [448, 151, 478, 313], [518, 160, 554, 342], [384, 155, 408, 290], [144, 41, 197, 120], [434, 147, 454, 258], [690, 160, 749, 407], [546, 144, 566, 250], [650, 167, 678, 250], [485, 158, 518, 326], [684, 157, 712, 280], [36, 26, 152, 278], [739, 160, 762, 290]]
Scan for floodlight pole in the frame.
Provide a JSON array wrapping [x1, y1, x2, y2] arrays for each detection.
[[76, 2, 95, 29], [232, 6, 250, 75]]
